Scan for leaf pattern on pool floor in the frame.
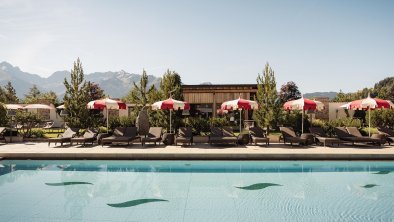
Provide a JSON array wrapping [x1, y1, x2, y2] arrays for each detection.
[[45, 182, 93, 186], [361, 184, 378, 188], [107, 199, 169, 208], [236, 183, 282, 190], [373, 171, 391, 175]]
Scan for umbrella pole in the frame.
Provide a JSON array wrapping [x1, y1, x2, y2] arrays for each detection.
[[170, 109, 172, 133], [302, 109, 304, 134], [107, 108, 109, 133], [239, 110, 242, 133], [368, 108, 371, 137]]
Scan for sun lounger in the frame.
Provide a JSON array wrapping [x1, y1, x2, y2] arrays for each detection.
[[141, 127, 163, 146], [334, 127, 381, 146], [209, 127, 237, 145], [101, 127, 139, 146], [175, 127, 193, 146], [43, 121, 64, 132], [0, 127, 7, 144], [279, 127, 307, 147], [249, 126, 269, 146], [48, 127, 79, 147], [70, 129, 98, 146], [377, 127, 394, 145], [309, 127, 341, 147]]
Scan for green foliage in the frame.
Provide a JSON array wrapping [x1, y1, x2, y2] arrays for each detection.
[[332, 88, 370, 102], [281, 111, 310, 134], [279, 81, 301, 104], [0, 81, 19, 103], [373, 77, 394, 101], [15, 110, 42, 138], [368, 109, 394, 128], [108, 116, 136, 130], [209, 117, 229, 127], [182, 116, 210, 135], [63, 58, 102, 128], [89, 83, 105, 100], [253, 63, 281, 133], [311, 118, 363, 136], [30, 129, 46, 138], [149, 69, 184, 132], [23, 85, 41, 104], [0, 103, 9, 126]]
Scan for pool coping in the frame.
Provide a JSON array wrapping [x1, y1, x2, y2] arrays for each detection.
[[1, 142, 394, 160]]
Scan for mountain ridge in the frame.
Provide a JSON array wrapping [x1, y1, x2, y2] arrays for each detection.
[[0, 61, 161, 98]]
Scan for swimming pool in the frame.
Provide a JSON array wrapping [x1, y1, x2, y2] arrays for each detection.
[[0, 160, 393, 221]]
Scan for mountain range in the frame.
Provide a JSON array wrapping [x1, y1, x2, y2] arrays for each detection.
[[0, 61, 161, 98], [0, 61, 339, 100]]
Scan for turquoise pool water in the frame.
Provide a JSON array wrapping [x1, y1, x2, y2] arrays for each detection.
[[0, 160, 393, 221]]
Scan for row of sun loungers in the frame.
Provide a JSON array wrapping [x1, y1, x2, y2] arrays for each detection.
[[40, 125, 394, 148]]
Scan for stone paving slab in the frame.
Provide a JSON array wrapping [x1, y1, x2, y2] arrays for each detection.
[[1, 142, 394, 160]]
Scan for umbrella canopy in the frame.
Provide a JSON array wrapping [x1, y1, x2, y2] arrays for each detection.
[[283, 97, 324, 133], [152, 98, 190, 110], [87, 98, 127, 132], [283, 97, 324, 111], [56, 104, 65, 109], [152, 97, 190, 133], [221, 97, 258, 133], [221, 98, 258, 111], [24, 104, 54, 109], [348, 94, 394, 136], [5, 104, 24, 110], [87, 98, 126, 110]]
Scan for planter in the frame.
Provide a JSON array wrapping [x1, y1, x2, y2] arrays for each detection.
[[193, 135, 209, 143]]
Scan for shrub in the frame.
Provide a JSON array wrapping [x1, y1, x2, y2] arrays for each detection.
[[209, 117, 229, 127], [30, 129, 46, 138], [15, 111, 43, 138], [108, 116, 136, 130], [182, 117, 210, 135], [312, 117, 363, 136], [369, 109, 394, 128]]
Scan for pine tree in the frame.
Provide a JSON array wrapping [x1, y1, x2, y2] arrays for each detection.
[[4, 81, 19, 103], [124, 69, 150, 107], [63, 58, 94, 128], [253, 63, 281, 133], [24, 85, 41, 104]]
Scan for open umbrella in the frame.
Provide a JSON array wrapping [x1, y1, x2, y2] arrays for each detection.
[[5, 104, 24, 110], [221, 97, 258, 133], [152, 97, 190, 133], [348, 93, 394, 136], [24, 104, 54, 109], [87, 98, 127, 133], [283, 97, 324, 133]]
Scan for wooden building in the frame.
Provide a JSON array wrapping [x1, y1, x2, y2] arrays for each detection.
[[182, 84, 258, 119]]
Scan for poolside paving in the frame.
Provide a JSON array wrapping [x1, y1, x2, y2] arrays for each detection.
[[1, 142, 394, 160]]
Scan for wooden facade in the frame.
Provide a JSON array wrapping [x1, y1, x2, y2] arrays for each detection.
[[182, 84, 258, 118]]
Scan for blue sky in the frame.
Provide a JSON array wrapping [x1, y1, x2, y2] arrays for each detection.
[[0, 0, 393, 93]]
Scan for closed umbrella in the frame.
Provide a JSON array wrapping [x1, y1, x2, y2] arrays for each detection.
[[87, 98, 127, 133], [5, 104, 24, 110], [348, 93, 394, 136], [221, 97, 258, 133], [152, 97, 190, 133], [24, 104, 54, 109], [283, 97, 324, 133]]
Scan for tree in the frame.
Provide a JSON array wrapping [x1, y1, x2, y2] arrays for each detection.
[[63, 58, 98, 128], [279, 81, 301, 104], [149, 69, 183, 132], [89, 82, 105, 100], [253, 63, 281, 133], [41, 91, 59, 105], [23, 85, 41, 104], [3, 81, 19, 103], [124, 69, 150, 108], [0, 103, 9, 126]]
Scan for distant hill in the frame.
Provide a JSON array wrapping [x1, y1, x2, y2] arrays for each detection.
[[0, 61, 161, 98], [303, 92, 337, 100]]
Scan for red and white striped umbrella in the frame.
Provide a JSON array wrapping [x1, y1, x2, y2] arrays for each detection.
[[348, 94, 394, 136], [221, 97, 258, 133], [152, 97, 190, 110], [283, 97, 324, 111], [24, 104, 54, 109], [283, 97, 324, 133], [152, 97, 190, 133], [87, 98, 127, 132], [5, 104, 24, 110], [221, 98, 258, 111], [87, 98, 127, 110]]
